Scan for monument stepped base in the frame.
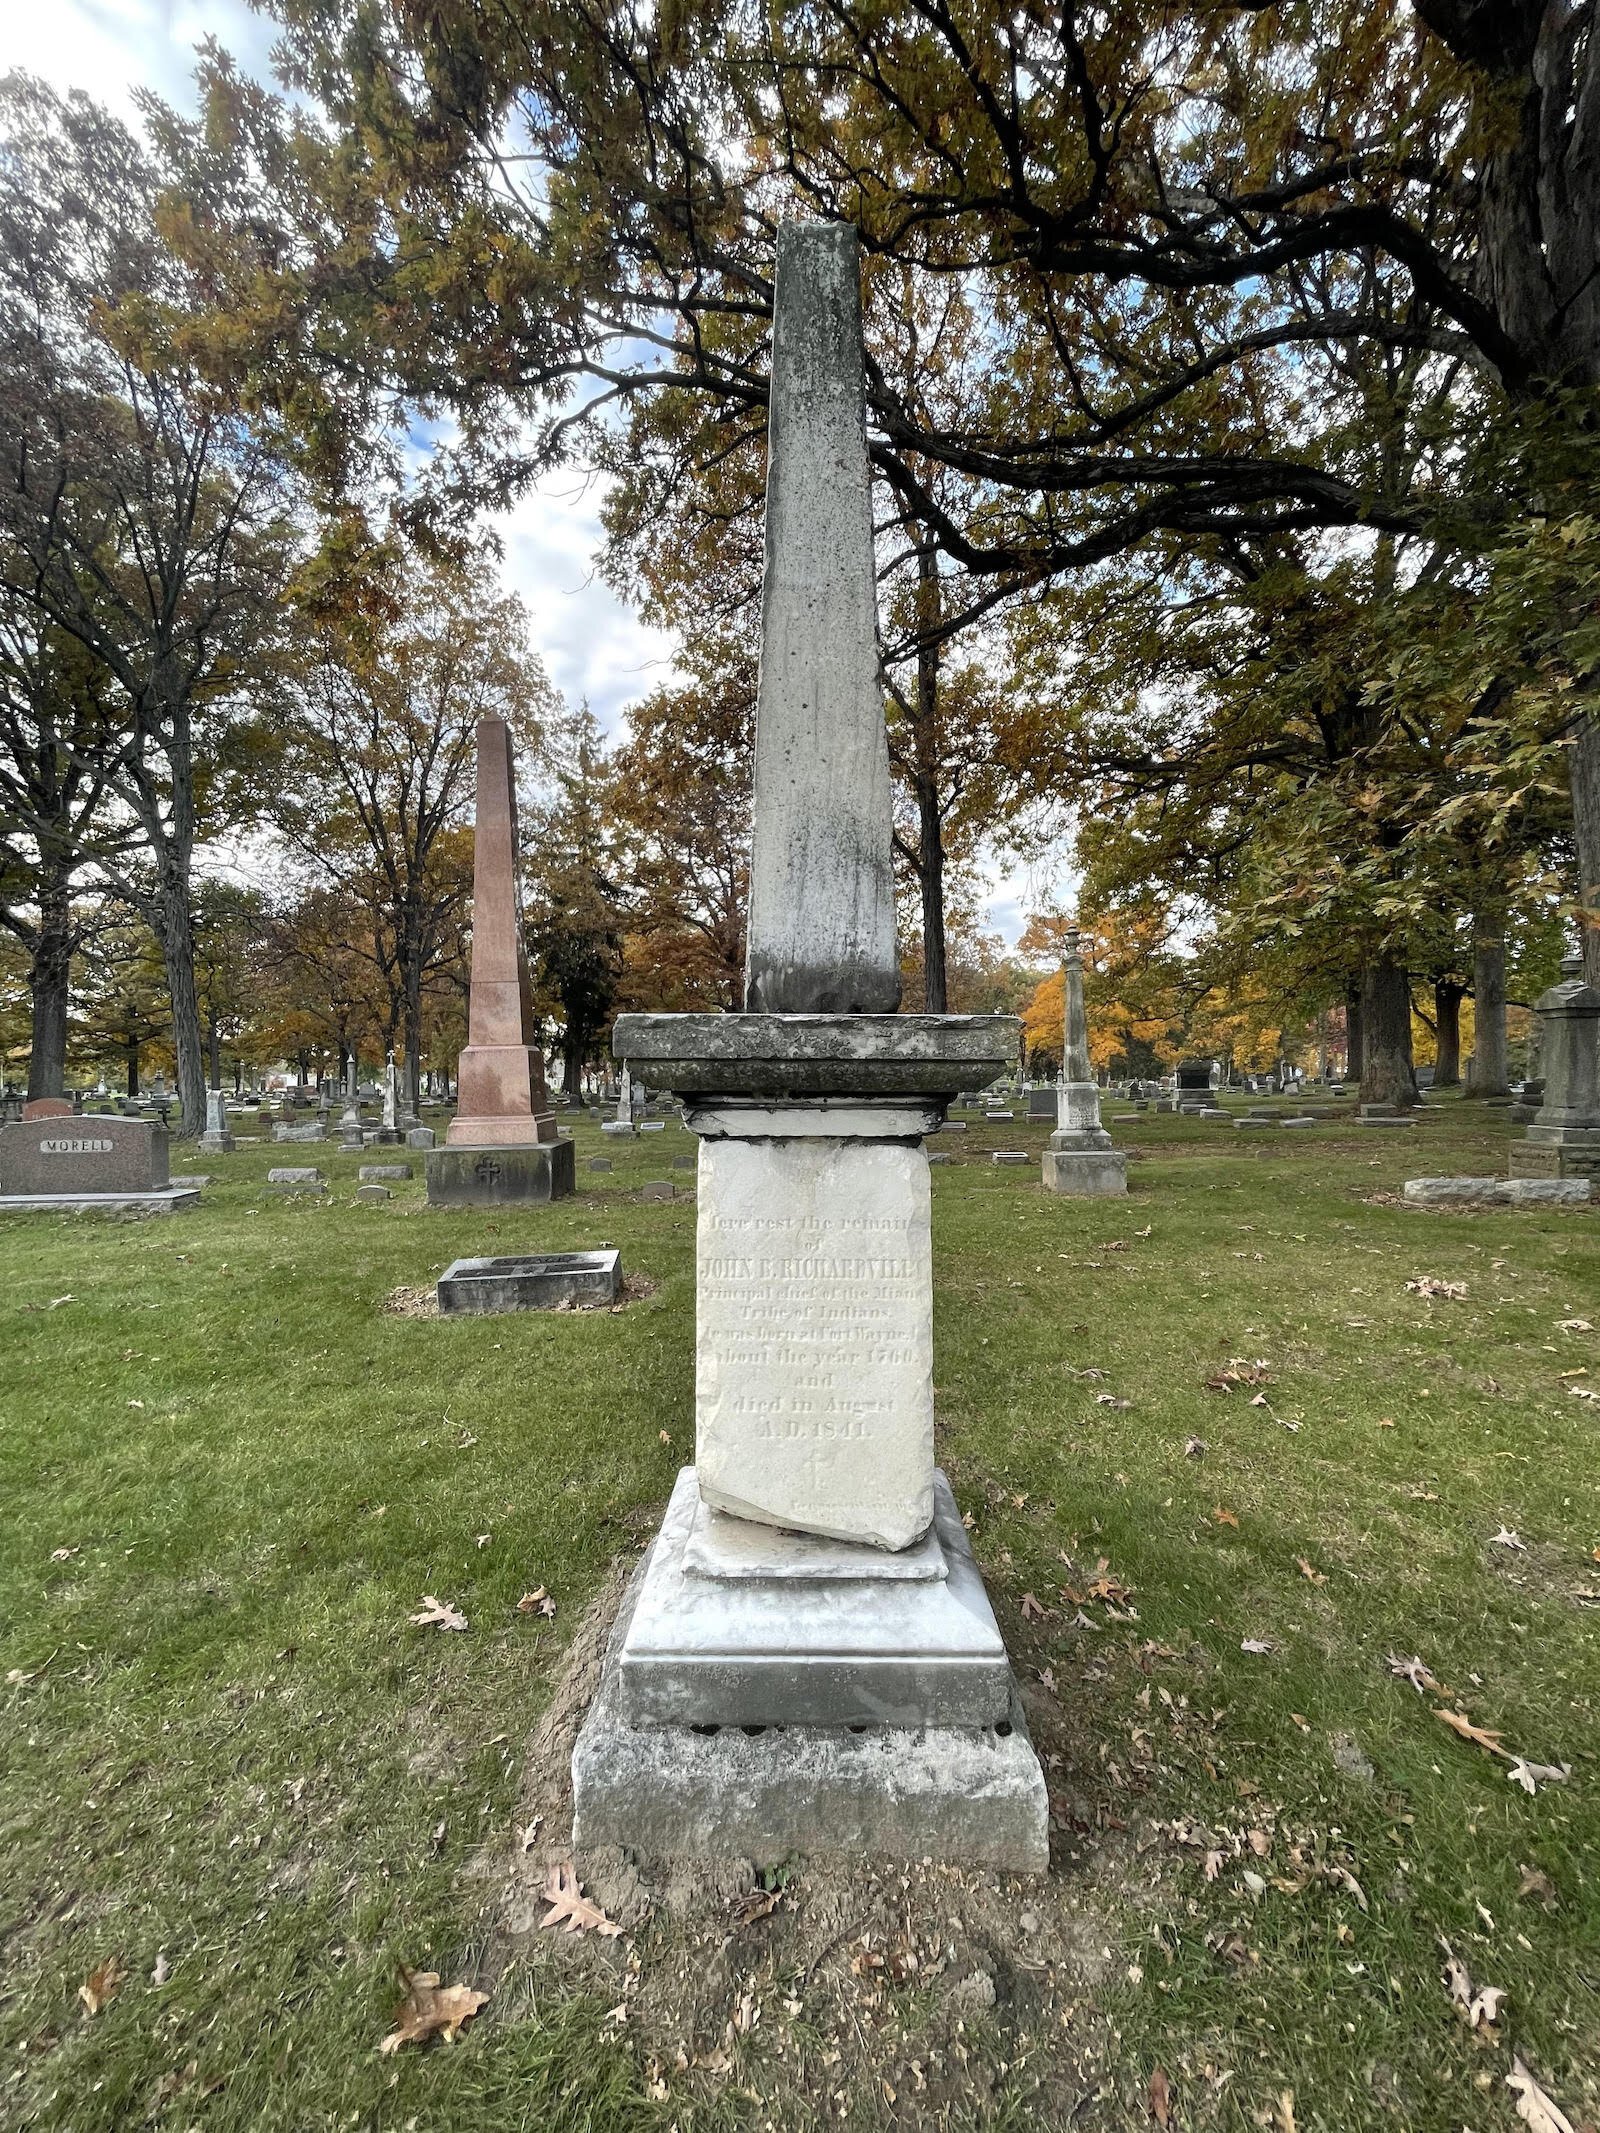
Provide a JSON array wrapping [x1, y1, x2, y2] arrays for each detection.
[[0, 1189, 199, 1216], [1508, 1142, 1600, 1181], [616, 1470, 1012, 1728], [424, 1140, 575, 1206], [573, 1552, 1048, 1874]]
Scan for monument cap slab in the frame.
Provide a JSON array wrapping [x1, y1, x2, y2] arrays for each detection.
[[437, 1249, 622, 1314]]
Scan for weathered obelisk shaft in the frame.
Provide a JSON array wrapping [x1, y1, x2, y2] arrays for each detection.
[[1053, 931, 1111, 1148], [1061, 937, 1092, 1086], [744, 222, 900, 1014], [445, 715, 555, 1147]]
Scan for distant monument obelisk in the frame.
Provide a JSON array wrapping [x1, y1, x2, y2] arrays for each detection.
[[575, 222, 1045, 1870], [426, 717, 574, 1205], [1042, 928, 1126, 1196]]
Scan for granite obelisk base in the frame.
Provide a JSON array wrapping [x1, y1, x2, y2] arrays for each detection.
[[425, 1139, 575, 1206], [572, 1530, 1048, 1872]]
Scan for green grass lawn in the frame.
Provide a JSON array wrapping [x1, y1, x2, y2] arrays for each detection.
[[1, 1101, 1596, 2131]]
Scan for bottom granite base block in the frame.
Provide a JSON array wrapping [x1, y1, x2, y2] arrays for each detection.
[[1508, 1142, 1600, 1182], [572, 1553, 1048, 1873], [1041, 1148, 1127, 1196], [0, 1189, 199, 1216], [424, 1139, 575, 1206]]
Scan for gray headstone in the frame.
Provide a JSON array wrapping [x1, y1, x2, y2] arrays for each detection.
[[0, 1114, 167, 1195], [354, 1183, 391, 1204], [588, 1156, 613, 1173], [643, 1179, 675, 1202], [406, 1125, 436, 1149], [743, 223, 899, 1015], [358, 1163, 413, 1181], [267, 1166, 324, 1189]]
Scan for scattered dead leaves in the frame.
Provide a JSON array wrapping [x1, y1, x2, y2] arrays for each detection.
[[1204, 1359, 1274, 1393], [378, 1966, 489, 2053], [383, 1285, 439, 1319], [1406, 1276, 1467, 1300], [517, 1588, 557, 1619], [1433, 1708, 1570, 1792], [409, 1595, 467, 1633], [539, 1860, 623, 1938]]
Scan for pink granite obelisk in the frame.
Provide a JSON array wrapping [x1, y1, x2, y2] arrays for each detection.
[[445, 717, 557, 1148]]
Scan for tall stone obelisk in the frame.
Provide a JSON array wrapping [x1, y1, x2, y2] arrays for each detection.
[[744, 224, 900, 1016], [1042, 928, 1126, 1196], [573, 222, 1046, 1870], [426, 716, 574, 1205]]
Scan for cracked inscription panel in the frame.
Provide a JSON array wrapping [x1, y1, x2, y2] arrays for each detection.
[[695, 1138, 934, 1550]]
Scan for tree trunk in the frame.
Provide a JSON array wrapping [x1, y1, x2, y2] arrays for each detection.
[[913, 543, 947, 1013], [126, 1040, 139, 1097], [562, 1033, 583, 1103], [1466, 915, 1509, 1097], [1574, 711, 1600, 987], [1344, 985, 1364, 1083], [26, 871, 72, 1101], [1359, 958, 1418, 1108], [152, 883, 206, 1139], [1432, 980, 1465, 1087], [403, 954, 425, 1114]]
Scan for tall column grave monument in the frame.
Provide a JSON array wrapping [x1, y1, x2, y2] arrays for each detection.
[[571, 222, 1046, 1869]]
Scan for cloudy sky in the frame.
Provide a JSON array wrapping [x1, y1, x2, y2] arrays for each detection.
[[0, 2, 1043, 940]]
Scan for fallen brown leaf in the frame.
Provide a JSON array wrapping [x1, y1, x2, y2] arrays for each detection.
[[1515, 1864, 1558, 1912], [1148, 2066, 1172, 2126], [1020, 1591, 1046, 1620], [1296, 1557, 1327, 1586], [539, 1859, 623, 1938], [1213, 1506, 1240, 1529], [378, 1966, 489, 2053], [409, 1595, 467, 1632], [78, 1956, 125, 2016], [1507, 1757, 1571, 1796], [1506, 2056, 1576, 2133], [732, 1886, 782, 1925], [516, 1587, 556, 1619], [1407, 1276, 1467, 1300], [1435, 1707, 1510, 1760], [1441, 1937, 1506, 2030], [1386, 1653, 1440, 1695]]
